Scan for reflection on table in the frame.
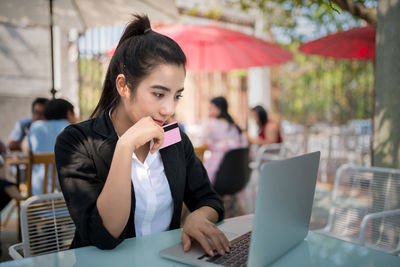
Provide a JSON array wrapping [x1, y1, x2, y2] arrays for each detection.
[[1, 215, 399, 267]]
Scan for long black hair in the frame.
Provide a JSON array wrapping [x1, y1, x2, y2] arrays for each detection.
[[251, 105, 268, 130], [91, 14, 186, 118], [211, 96, 242, 133]]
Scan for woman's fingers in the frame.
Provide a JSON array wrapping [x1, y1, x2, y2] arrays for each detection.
[[190, 231, 215, 256], [203, 225, 230, 255], [121, 116, 164, 152], [182, 208, 231, 256], [150, 124, 165, 153], [181, 231, 192, 252], [184, 223, 230, 256]]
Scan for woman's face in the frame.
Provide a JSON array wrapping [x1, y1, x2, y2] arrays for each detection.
[[209, 103, 220, 118], [250, 110, 260, 126], [123, 64, 185, 125]]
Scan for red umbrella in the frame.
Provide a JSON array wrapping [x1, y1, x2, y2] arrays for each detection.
[[109, 24, 293, 72], [299, 26, 375, 60]]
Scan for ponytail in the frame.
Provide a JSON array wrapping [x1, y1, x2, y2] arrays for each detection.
[[91, 14, 186, 118]]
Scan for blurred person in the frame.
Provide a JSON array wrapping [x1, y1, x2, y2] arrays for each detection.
[[0, 140, 24, 204], [8, 97, 49, 151], [0, 139, 26, 256], [28, 98, 76, 195], [247, 105, 282, 145], [202, 96, 248, 184], [54, 15, 229, 256]]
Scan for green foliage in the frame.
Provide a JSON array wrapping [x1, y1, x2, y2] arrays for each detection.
[[234, 0, 377, 42], [78, 57, 104, 120], [278, 45, 374, 126], [234, 0, 376, 126]]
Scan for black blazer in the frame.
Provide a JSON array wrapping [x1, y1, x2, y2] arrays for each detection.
[[55, 111, 224, 249]]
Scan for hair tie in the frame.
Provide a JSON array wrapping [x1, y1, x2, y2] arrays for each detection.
[[144, 28, 151, 34]]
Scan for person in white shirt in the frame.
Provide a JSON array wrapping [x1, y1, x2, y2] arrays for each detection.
[[55, 14, 229, 257]]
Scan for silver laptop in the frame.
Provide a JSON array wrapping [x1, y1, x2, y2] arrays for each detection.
[[160, 151, 320, 266]]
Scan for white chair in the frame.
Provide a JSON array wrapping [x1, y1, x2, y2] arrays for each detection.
[[249, 143, 285, 170], [316, 164, 400, 255], [9, 193, 75, 259], [244, 144, 285, 213]]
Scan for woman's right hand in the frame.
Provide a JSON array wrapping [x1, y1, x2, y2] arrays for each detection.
[[117, 116, 164, 154]]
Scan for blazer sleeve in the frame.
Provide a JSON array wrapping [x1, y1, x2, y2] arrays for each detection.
[[182, 132, 224, 221], [55, 126, 127, 249]]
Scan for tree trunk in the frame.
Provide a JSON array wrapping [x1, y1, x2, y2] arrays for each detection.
[[372, 0, 400, 246], [373, 0, 400, 169]]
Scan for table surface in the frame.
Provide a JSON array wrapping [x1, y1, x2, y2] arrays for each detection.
[[2, 216, 400, 267], [5, 152, 29, 166]]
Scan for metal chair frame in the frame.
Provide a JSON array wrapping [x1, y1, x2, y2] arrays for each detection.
[[317, 164, 400, 255], [9, 193, 75, 259]]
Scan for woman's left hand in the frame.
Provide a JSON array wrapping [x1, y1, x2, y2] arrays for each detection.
[[181, 207, 230, 256]]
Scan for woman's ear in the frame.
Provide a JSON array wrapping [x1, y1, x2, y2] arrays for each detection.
[[115, 74, 130, 99]]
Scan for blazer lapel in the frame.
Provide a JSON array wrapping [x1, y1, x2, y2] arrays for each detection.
[[160, 145, 181, 202]]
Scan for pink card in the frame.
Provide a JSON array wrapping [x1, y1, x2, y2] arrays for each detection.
[[160, 122, 182, 149]]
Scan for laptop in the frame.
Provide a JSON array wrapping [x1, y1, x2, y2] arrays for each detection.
[[160, 151, 320, 266]]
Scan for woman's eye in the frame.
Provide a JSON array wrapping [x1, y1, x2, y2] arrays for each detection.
[[153, 93, 164, 98], [175, 94, 183, 100]]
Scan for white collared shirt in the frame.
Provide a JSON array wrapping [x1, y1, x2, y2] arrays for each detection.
[[131, 141, 174, 237]]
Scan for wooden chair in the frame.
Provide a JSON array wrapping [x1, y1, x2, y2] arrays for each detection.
[[2, 152, 59, 234], [194, 144, 208, 162], [25, 152, 58, 197]]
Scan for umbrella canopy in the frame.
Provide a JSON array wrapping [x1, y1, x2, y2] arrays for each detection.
[[0, 0, 178, 97], [0, 0, 178, 31], [109, 24, 293, 72], [299, 26, 375, 60]]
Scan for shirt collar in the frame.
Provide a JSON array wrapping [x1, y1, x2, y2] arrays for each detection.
[[132, 140, 159, 169]]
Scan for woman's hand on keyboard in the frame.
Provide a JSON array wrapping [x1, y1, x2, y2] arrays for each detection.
[[181, 206, 230, 256]]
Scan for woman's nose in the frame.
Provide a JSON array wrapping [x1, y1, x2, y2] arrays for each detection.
[[160, 100, 175, 116]]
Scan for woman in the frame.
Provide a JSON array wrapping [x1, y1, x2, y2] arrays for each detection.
[[202, 97, 248, 183], [55, 15, 229, 257], [247, 105, 282, 145]]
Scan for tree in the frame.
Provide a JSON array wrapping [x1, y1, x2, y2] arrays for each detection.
[[239, 0, 400, 245], [331, 0, 376, 25], [235, 0, 377, 42], [373, 0, 400, 169]]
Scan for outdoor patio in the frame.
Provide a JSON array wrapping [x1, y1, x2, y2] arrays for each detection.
[[1, 0, 399, 266]]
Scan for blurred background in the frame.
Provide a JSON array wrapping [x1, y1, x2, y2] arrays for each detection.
[[1, 0, 400, 262], [0, 0, 377, 150]]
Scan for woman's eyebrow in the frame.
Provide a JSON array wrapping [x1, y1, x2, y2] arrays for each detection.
[[151, 85, 184, 92]]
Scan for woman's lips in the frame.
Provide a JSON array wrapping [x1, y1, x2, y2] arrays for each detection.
[[153, 119, 164, 126]]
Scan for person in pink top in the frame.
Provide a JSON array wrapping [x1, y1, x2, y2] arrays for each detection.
[[202, 97, 248, 184]]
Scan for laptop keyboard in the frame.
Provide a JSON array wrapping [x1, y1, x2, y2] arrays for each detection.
[[198, 231, 252, 267]]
